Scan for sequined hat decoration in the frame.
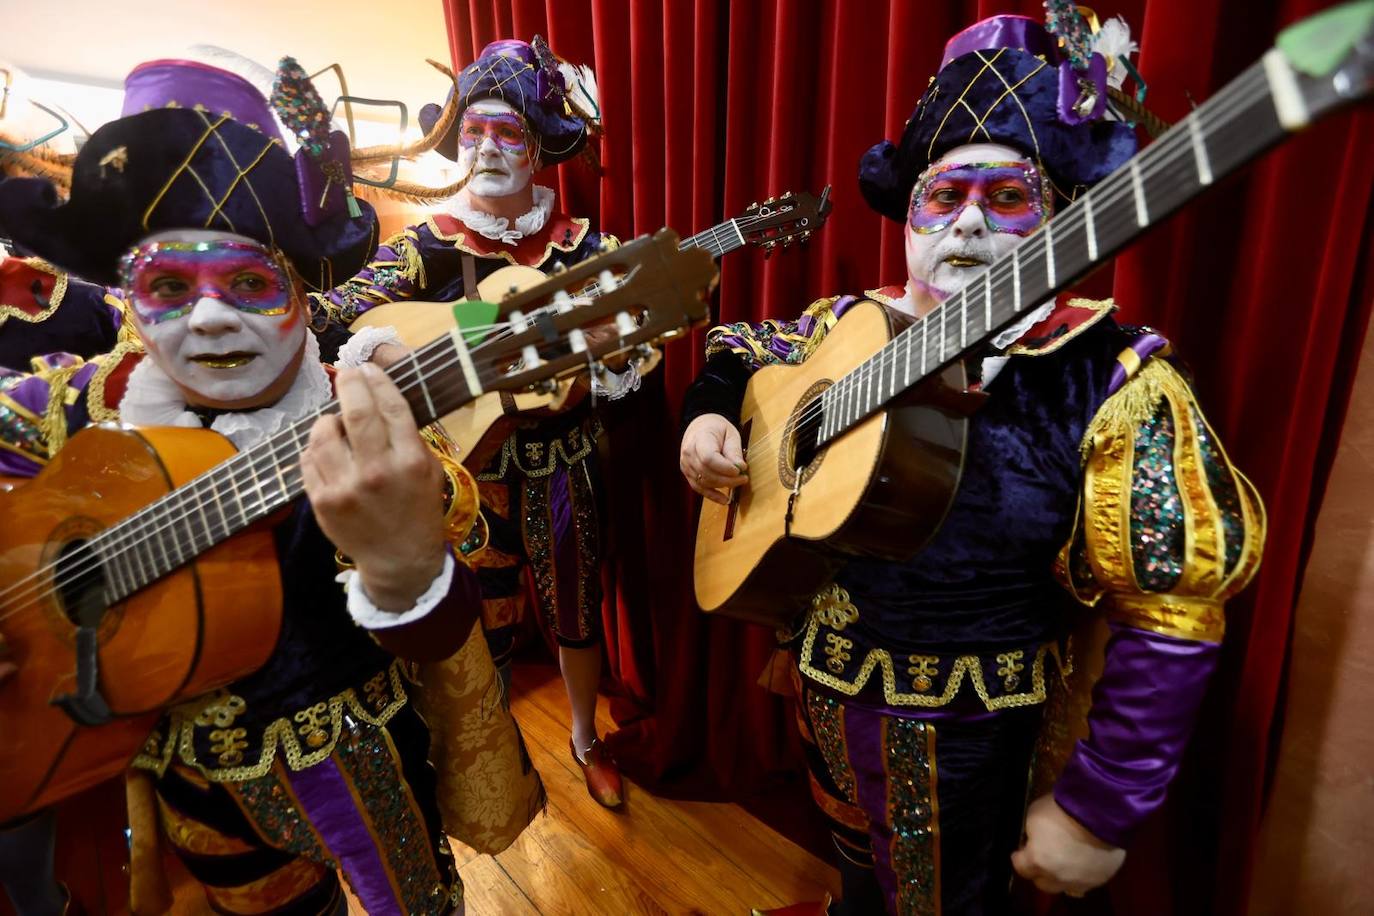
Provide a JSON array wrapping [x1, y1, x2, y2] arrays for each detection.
[[0, 57, 379, 289], [857, 8, 1140, 222], [418, 37, 600, 168]]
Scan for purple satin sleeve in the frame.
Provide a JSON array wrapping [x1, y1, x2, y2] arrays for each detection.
[[1052, 621, 1221, 847]]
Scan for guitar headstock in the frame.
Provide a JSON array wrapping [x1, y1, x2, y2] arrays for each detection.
[[737, 187, 833, 258], [1275, 0, 1374, 122], [469, 229, 719, 394]]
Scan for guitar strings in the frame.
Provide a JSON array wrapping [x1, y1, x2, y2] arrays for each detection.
[[25, 73, 1270, 607], [0, 78, 1265, 610], [719, 67, 1271, 477], [0, 321, 643, 616], [3, 74, 1268, 612]]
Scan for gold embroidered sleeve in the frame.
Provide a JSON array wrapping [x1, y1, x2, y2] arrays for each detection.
[[1055, 357, 1266, 643]]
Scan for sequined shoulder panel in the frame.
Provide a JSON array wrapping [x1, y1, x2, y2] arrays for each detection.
[[1055, 356, 1266, 643]]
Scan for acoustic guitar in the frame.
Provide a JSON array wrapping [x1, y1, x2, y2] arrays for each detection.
[[694, 2, 1374, 627], [350, 190, 832, 464], [0, 230, 718, 821]]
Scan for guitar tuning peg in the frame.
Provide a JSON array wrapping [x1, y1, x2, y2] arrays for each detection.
[[765, 196, 773, 204], [550, 261, 568, 274], [750, 201, 758, 209]]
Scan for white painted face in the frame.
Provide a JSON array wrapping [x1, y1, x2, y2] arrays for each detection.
[[457, 99, 537, 199], [903, 142, 1051, 307], [121, 229, 307, 409]]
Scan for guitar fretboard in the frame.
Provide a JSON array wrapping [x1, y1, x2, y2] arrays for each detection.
[[88, 333, 478, 604], [817, 58, 1296, 446], [681, 220, 746, 258]]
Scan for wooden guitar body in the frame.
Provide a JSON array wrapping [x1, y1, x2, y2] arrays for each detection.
[[0, 426, 282, 821], [350, 264, 614, 467], [694, 300, 970, 628]]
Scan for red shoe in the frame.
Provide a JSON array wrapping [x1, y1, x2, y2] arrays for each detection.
[[571, 738, 623, 808], [750, 893, 833, 916]]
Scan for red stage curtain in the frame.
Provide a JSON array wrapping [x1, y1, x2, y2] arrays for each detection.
[[440, 2, 1374, 913]]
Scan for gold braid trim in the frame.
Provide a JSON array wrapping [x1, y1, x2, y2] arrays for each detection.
[[0, 258, 66, 323], [131, 660, 413, 782], [39, 360, 86, 458], [796, 614, 1056, 710], [86, 340, 144, 423], [1108, 594, 1225, 643], [704, 295, 847, 365]]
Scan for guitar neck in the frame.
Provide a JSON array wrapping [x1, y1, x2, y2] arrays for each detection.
[[817, 53, 1308, 447], [92, 334, 479, 603], [680, 219, 747, 259]]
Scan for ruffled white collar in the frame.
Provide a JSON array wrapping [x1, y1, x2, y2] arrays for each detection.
[[446, 185, 555, 245], [118, 332, 333, 450]]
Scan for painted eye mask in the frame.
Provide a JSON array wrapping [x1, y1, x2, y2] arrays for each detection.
[[119, 240, 294, 325], [908, 161, 1050, 236], [457, 111, 530, 153]]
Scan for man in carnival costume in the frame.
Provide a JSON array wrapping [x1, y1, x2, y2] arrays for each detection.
[[0, 56, 487, 914], [315, 36, 629, 808], [680, 10, 1265, 915]]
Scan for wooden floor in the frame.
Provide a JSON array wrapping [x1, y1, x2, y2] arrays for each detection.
[[157, 660, 835, 915], [445, 662, 837, 915]]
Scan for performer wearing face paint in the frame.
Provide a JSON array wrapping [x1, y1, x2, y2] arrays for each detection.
[[0, 58, 484, 915], [680, 12, 1264, 915], [313, 37, 628, 808]]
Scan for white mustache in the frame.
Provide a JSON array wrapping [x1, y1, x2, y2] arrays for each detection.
[[928, 235, 1000, 266]]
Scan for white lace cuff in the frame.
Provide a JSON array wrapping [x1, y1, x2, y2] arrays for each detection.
[[339, 550, 455, 629], [591, 361, 642, 401], [335, 325, 404, 368]]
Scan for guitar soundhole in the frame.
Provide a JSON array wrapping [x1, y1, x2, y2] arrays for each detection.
[[53, 539, 108, 630], [778, 380, 832, 490]]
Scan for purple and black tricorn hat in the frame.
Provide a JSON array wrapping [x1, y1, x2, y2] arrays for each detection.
[[859, 14, 1138, 222], [0, 58, 378, 290], [419, 38, 593, 166]]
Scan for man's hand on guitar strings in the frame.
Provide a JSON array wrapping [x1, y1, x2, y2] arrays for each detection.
[[300, 364, 447, 612], [680, 413, 749, 505]]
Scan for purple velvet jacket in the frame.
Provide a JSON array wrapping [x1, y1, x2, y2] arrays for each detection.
[[683, 292, 1265, 846]]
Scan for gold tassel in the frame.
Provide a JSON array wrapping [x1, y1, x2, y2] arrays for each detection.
[[1078, 356, 1177, 460]]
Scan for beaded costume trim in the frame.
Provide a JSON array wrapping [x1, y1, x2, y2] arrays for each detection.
[[132, 659, 413, 783]]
